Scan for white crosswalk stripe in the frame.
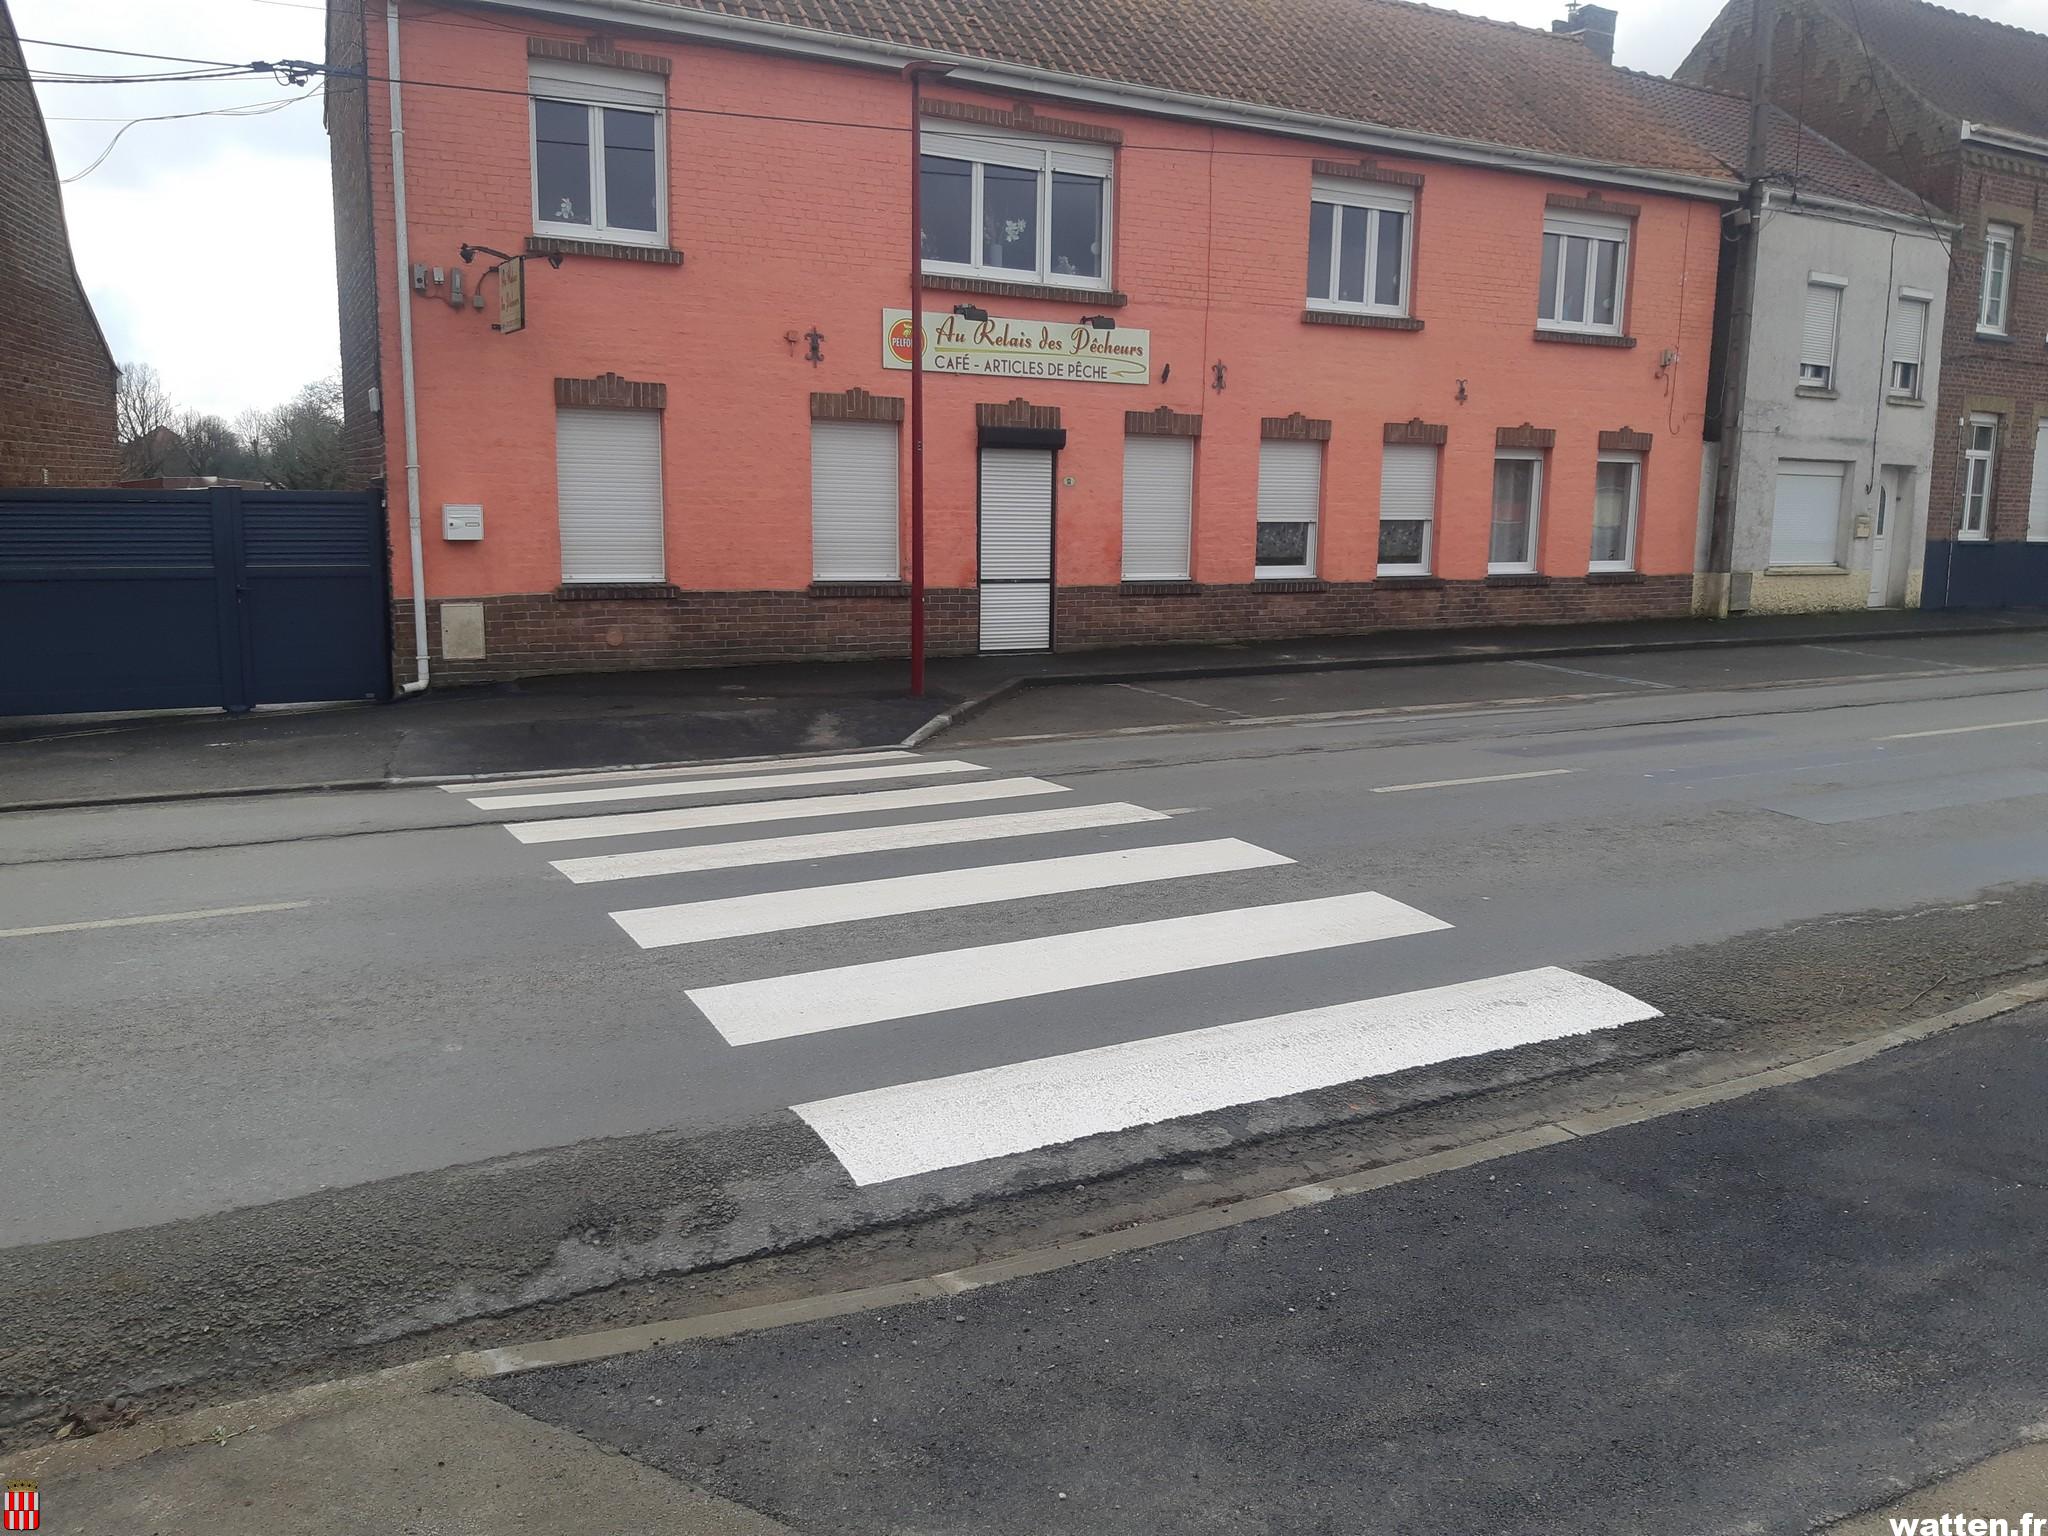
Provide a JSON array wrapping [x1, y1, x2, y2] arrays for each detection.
[[443, 750, 915, 795], [795, 967, 1662, 1185], [471, 750, 1662, 1189], [503, 777, 1067, 845], [610, 838, 1293, 948], [468, 758, 984, 812], [689, 891, 1451, 1043], [552, 802, 1167, 883]]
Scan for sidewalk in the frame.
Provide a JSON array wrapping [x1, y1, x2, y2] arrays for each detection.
[[2, 607, 2042, 811]]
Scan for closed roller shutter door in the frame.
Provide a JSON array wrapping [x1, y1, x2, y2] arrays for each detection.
[[557, 408, 664, 583], [979, 447, 1052, 651], [811, 422, 900, 581], [1121, 436, 1193, 580], [1257, 440, 1322, 524], [1770, 462, 1846, 567]]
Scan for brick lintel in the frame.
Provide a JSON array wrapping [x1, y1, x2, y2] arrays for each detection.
[[1261, 412, 1333, 442]]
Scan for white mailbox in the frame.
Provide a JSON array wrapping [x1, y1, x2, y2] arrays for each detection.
[[442, 504, 483, 541]]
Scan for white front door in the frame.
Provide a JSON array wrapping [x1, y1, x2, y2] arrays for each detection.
[[979, 448, 1054, 651], [1868, 465, 1911, 607]]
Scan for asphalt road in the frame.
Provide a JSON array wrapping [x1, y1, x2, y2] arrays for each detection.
[[495, 1003, 2048, 1535], [5, 630, 2048, 1436]]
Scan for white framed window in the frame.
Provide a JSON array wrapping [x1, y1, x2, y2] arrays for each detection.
[[811, 421, 900, 581], [1537, 211, 1629, 335], [1256, 439, 1321, 578], [2030, 420, 2048, 543], [556, 407, 664, 583], [1591, 454, 1642, 570], [1769, 460, 1847, 568], [1890, 291, 1931, 399], [1376, 443, 1437, 574], [919, 128, 1112, 290], [530, 61, 666, 247], [1800, 276, 1845, 389], [1962, 414, 1998, 540], [1489, 452, 1544, 572], [1978, 222, 2016, 335], [1122, 435, 1194, 581], [1306, 178, 1413, 317]]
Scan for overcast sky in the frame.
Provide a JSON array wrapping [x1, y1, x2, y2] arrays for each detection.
[[19, 0, 2047, 420]]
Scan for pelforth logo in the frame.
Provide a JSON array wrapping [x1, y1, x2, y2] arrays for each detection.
[[2, 1481, 37, 1531]]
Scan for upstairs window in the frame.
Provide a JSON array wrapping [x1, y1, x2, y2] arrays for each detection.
[[919, 129, 1112, 289], [1799, 276, 1844, 390], [531, 62, 666, 246], [1979, 223, 2016, 335], [1306, 179, 1413, 316], [1538, 211, 1628, 335], [1890, 292, 1930, 399]]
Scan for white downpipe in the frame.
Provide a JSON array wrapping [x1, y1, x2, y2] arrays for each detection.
[[387, 0, 430, 695]]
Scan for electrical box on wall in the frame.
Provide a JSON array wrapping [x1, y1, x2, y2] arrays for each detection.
[[442, 504, 483, 541]]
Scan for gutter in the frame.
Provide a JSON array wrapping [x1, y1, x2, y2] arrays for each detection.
[[471, 0, 1741, 202], [386, 0, 430, 695], [1959, 120, 2048, 163]]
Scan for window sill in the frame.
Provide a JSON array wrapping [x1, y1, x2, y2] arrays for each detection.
[[1302, 309, 1424, 332], [1252, 577, 1327, 592], [1119, 579, 1202, 596], [1585, 569, 1645, 584], [527, 235, 684, 266], [809, 580, 907, 598], [1375, 574, 1443, 588], [1795, 385, 1840, 400], [1484, 572, 1549, 586], [921, 272, 1128, 307], [1886, 394, 1926, 407], [554, 582, 679, 600], [1761, 565, 1848, 576], [1954, 534, 1992, 544], [1974, 329, 2012, 342], [1531, 329, 1637, 349]]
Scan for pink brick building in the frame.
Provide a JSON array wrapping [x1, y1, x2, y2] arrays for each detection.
[[327, 0, 1740, 685]]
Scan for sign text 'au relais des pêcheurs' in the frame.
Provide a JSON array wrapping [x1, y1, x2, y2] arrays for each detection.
[[882, 310, 1151, 385]]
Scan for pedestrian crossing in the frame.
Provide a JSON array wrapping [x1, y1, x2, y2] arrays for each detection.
[[453, 749, 1661, 1188]]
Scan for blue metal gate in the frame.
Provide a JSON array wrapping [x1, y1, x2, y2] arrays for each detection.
[[0, 487, 390, 716]]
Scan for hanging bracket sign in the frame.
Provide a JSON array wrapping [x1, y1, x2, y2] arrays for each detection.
[[882, 309, 1149, 385]]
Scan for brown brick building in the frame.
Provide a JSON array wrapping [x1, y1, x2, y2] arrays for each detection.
[[1681, 0, 2048, 608], [0, 0, 119, 488]]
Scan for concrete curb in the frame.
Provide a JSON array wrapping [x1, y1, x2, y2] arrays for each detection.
[[15, 973, 2046, 1486]]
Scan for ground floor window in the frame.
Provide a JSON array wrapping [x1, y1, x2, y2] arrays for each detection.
[[1489, 453, 1543, 572], [1256, 439, 1322, 578], [1769, 460, 1847, 567], [1591, 454, 1642, 570], [1122, 435, 1195, 581], [1962, 415, 1998, 541], [1376, 443, 1437, 574], [2030, 420, 2048, 542], [810, 421, 901, 581], [555, 407, 664, 583]]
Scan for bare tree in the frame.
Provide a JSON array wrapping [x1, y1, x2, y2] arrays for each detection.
[[175, 411, 252, 480], [242, 376, 346, 490], [116, 363, 177, 478]]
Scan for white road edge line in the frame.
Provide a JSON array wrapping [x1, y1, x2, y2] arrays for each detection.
[[468, 759, 983, 812], [795, 966, 1661, 1185], [503, 777, 1069, 845], [0, 900, 314, 939], [1879, 716, 2048, 740], [552, 802, 1167, 883], [1370, 768, 1577, 794], [610, 838, 1292, 948], [441, 750, 914, 794], [691, 890, 1452, 1043]]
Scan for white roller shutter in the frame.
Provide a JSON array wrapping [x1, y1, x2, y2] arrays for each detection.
[[1892, 295, 1927, 369], [1378, 444, 1436, 522], [556, 408, 664, 583], [1769, 461, 1846, 567], [1257, 440, 1322, 524], [1800, 282, 1841, 379], [811, 422, 900, 581], [978, 447, 1053, 651], [1121, 436, 1194, 580]]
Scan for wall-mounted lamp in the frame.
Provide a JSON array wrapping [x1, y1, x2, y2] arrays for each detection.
[[952, 304, 990, 322], [1079, 314, 1117, 330], [461, 241, 562, 271]]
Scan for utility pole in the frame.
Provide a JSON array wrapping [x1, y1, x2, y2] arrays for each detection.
[[1705, 0, 1775, 617]]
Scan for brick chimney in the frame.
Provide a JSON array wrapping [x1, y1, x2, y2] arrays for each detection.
[[1551, 2, 1618, 62]]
